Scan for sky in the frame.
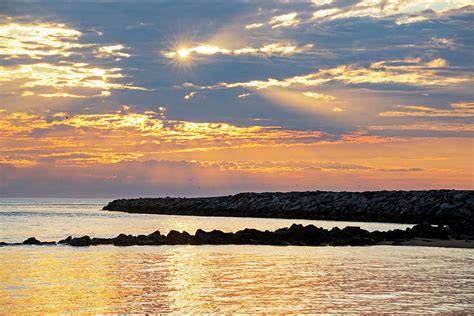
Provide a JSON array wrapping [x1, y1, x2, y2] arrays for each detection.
[[0, 0, 473, 197]]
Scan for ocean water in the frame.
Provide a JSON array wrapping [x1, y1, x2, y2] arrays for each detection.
[[0, 198, 413, 243], [1, 198, 473, 313]]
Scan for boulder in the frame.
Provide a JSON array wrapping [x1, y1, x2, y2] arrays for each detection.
[[58, 236, 72, 244], [69, 236, 92, 247], [91, 237, 113, 245], [194, 229, 232, 244], [23, 237, 41, 245], [411, 223, 449, 239], [113, 234, 137, 246], [166, 230, 192, 244], [147, 230, 166, 244], [234, 228, 271, 244]]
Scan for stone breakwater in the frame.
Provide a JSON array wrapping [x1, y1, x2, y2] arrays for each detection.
[[2, 223, 473, 248], [103, 190, 474, 230]]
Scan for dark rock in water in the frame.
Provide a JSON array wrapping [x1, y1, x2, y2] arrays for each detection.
[[411, 223, 449, 240], [10, 220, 472, 248], [102, 190, 474, 234], [69, 236, 92, 247], [58, 236, 72, 244], [23, 237, 41, 245], [234, 228, 271, 244], [342, 226, 369, 236], [380, 229, 409, 241], [113, 234, 137, 246], [147, 230, 166, 244], [166, 230, 192, 244], [91, 237, 113, 245], [148, 230, 162, 239], [274, 224, 329, 245], [194, 229, 232, 244]]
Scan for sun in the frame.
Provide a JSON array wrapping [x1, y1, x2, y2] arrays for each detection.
[[177, 48, 190, 59], [162, 35, 197, 72]]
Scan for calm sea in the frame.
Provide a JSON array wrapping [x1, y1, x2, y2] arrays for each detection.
[[1, 198, 473, 313]]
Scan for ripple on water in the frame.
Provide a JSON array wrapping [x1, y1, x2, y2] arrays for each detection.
[[0, 245, 473, 313]]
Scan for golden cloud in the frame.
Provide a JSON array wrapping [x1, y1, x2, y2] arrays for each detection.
[[2, 109, 472, 190], [0, 21, 87, 59], [245, 23, 264, 29], [311, 0, 474, 23], [94, 44, 131, 58], [194, 58, 471, 91], [0, 109, 324, 166], [0, 19, 140, 98], [302, 92, 336, 102], [268, 12, 300, 28], [379, 102, 474, 117], [184, 91, 197, 100], [162, 43, 312, 59], [370, 123, 474, 132], [243, 12, 300, 31], [0, 62, 146, 98]]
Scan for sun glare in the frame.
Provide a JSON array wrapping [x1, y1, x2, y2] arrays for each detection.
[[162, 36, 198, 71], [177, 48, 190, 59]]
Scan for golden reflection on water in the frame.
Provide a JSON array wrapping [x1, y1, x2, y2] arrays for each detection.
[[0, 245, 473, 313], [1, 247, 116, 313]]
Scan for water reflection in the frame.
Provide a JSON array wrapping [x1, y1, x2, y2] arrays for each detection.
[[1, 245, 473, 313]]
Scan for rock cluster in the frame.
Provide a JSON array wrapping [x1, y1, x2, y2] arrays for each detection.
[[103, 190, 474, 232], [2, 222, 471, 248], [22, 237, 56, 245], [45, 223, 471, 247]]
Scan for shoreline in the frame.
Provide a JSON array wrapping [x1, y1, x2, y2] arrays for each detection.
[[2, 222, 473, 249]]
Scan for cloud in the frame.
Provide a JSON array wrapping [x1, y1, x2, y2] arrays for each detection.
[[395, 15, 429, 25], [0, 62, 146, 98], [200, 160, 386, 172], [162, 43, 313, 59], [268, 12, 300, 28], [27, 91, 111, 98], [379, 102, 474, 117], [245, 23, 264, 29], [0, 21, 88, 59], [430, 37, 455, 49], [1, 152, 468, 197], [192, 58, 471, 91], [370, 123, 474, 132], [311, 0, 474, 24], [312, 8, 341, 20], [0, 109, 325, 167], [184, 91, 197, 100], [0, 18, 139, 98], [94, 44, 131, 58], [245, 12, 301, 30], [302, 92, 336, 102], [311, 0, 333, 5], [0, 19, 134, 61]]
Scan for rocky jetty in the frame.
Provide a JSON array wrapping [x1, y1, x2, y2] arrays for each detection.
[[1, 223, 471, 248], [103, 190, 474, 232]]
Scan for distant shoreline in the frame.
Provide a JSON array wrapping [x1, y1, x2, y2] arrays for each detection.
[[103, 190, 473, 235]]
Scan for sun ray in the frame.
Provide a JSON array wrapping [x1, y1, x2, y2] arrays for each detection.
[[161, 35, 199, 73]]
